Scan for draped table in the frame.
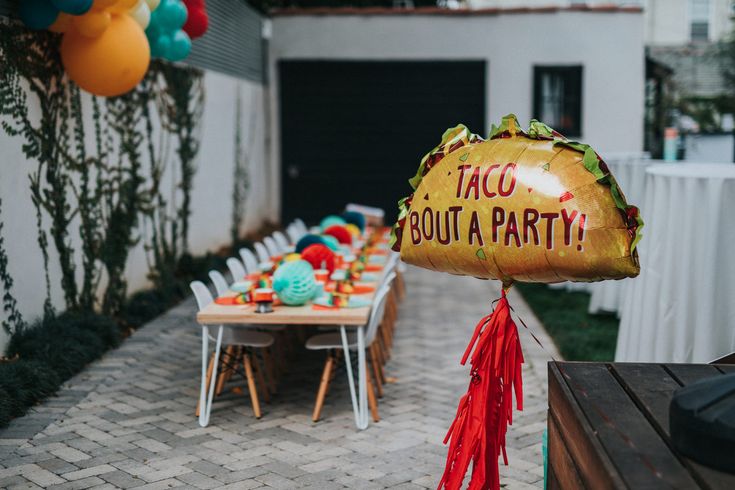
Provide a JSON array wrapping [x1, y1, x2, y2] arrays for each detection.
[[587, 155, 652, 314], [615, 163, 735, 362]]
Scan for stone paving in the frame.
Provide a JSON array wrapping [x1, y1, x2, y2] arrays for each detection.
[[0, 266, 559, 489]]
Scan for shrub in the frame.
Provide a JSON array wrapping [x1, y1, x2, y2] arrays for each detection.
[[0, 360, 60, 418], [121, 289, 169, 328], [6, 313, 121, 379], [0, 387, 12, 426]]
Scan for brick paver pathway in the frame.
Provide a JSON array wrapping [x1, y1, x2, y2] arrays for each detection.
[[0, 266, 559, 489]]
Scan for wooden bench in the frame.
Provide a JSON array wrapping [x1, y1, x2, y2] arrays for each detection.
[[548, 361, 735, 489]]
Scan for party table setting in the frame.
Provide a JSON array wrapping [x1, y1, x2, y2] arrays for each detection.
[[196, 213, 396, 429]]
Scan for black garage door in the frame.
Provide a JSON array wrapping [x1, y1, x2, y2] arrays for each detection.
[[279, 60, 486, 225]]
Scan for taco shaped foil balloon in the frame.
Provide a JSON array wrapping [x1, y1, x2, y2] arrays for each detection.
[[392, 114, 641, 285], [391, 115, 642, 490]]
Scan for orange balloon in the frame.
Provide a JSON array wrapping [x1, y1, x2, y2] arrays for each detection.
[[49, 13, 73, 33], [109, 0, 139, 13], [93, 0, 119, 9], [73, 10, 111, 37], [61, 14, 150, 97]]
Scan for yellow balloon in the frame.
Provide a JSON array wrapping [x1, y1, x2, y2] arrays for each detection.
[[345, 223, 361, 238], [144, 0, 160, 11], [49, 13, 73, 33], [61, 14, 150, 97], [283, 253, 302, 263], [73, 10, 111, 38]]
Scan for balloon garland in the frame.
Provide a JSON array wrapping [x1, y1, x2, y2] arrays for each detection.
[[18, 0, 210, 96]]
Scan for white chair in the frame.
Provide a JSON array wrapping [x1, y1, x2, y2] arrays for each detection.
[[286, 225, 302, 245], [208, 270, 230, 297], [294, 218, 308, 235], [254, 242, 271, 263], [226, 258, 247, 282], [272, 231, 291, 253], [263, 236, 281, 257], [305, 280, 394, 422], [190, 281, 276, 422], [239, 248, 259, 274]]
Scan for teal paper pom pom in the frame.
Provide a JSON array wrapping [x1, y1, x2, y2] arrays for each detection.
[[272, 260, 317, 306], [341, 210, 366, 231], [320, 234, 340, 251], [295, 234, 325, 254], [320, 215, 346, 231]]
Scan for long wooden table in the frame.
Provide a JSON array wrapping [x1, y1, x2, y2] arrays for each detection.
[[195, 285, 378, 429], [548, 361, 735, 489]]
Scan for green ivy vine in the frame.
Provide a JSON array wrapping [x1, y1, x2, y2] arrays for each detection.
[[230, 88, 254, 245], [0, 198, 25, 337], [0, 23, 205, 319]]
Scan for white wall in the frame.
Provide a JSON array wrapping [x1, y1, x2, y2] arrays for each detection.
[[269, 10, 645, 186], [468, 0, 734, 45], [0, 70, 273, 351], [643, 0, 733, 45]]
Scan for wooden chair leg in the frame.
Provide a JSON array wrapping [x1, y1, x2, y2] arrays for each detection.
[[379, 325, 391, 360], [262, 347, 278, 394], [369, 345, 384, 397], [242, 354, 262, 419], [251, 352, 271, 403], [312, 354, 335, 422], [215, 346, 236, 396], [366, 368, 380, 423], [196, 355, 216, 416], [396, 269, 406, 300], [375, 336, 387, 367]]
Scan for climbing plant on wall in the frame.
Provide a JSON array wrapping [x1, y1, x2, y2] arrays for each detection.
[[139, 61, 204, 300], [230, 87, 258, 246], [0, 198, 25, 337], [0, 23, 205, 318]]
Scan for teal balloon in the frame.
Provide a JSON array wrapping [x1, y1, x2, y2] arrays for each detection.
[[19, 0, 59, 30], [159, 0, 188, 30], [51, 0, 92, 15], [167, 30, 191, 61], [151, 35, 172, 59], [273, 260, 317, 306], [145, 21, 161, 41], [320, 215, 346, 231], [146, 0, 190, 61]]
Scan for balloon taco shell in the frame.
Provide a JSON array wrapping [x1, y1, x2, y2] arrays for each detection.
[[391, 114, 642, 285]]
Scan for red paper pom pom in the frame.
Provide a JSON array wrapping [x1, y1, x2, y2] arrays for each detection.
[[301, 244, 336, 273], [324, 225, 353, 246], [183, 0, 208, 39]]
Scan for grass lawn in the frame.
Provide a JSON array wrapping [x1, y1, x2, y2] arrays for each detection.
[[516, 283, 619, 361]]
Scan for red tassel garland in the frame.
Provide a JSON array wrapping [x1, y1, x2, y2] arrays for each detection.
[[438, 290, 524, 490]]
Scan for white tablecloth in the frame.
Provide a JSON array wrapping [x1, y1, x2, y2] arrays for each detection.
[[588, 155, 652, 314], [615, 163, 735, 362]]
